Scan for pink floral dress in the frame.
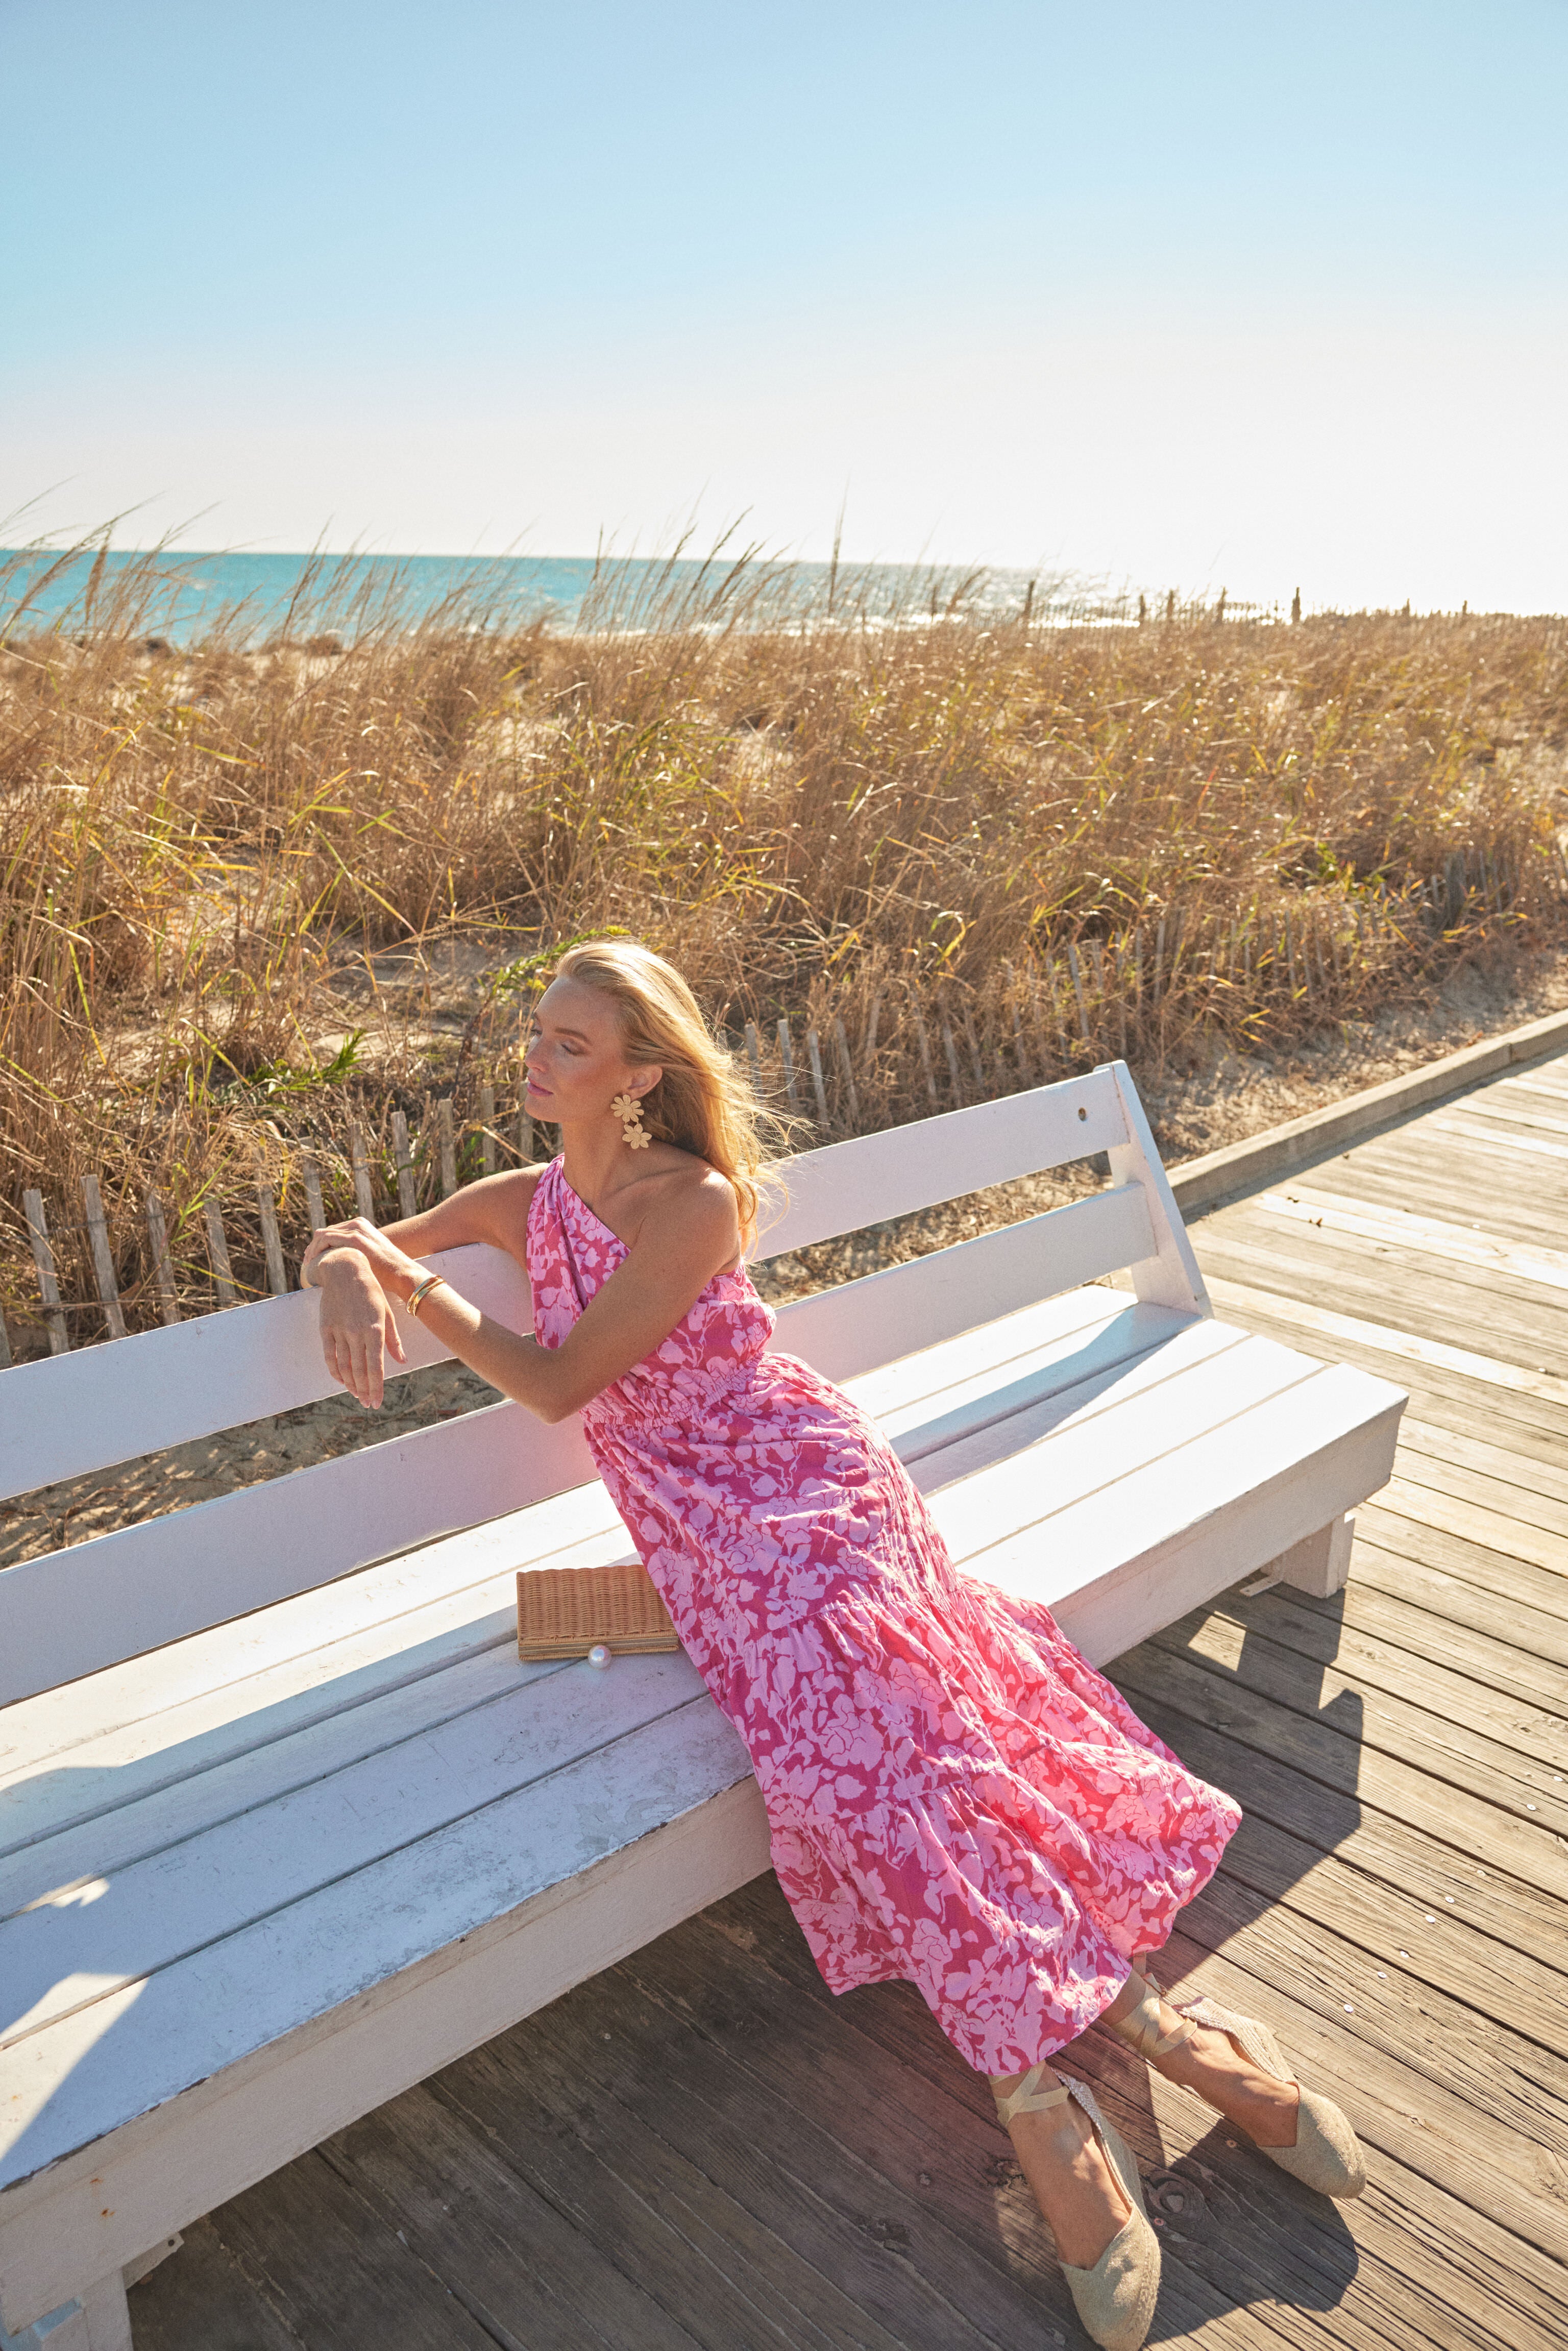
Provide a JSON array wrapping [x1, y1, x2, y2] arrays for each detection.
[[527, 1158, 1241, 2075]]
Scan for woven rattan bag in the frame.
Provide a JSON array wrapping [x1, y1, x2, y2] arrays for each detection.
[[516, 1559, 681, 1661]]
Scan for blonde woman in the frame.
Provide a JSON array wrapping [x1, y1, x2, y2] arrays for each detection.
[[303, 940, 1363, 2351]]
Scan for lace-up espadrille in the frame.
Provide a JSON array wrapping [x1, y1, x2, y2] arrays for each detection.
[[1108, 1964, 1366, 2201], [992, 2069, 1161, 2351]]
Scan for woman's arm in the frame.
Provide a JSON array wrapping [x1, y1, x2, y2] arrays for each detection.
[[301, 1164, 542, 1288], [304, 1165, 544, 1407], [312, 1170, 740, 1417]]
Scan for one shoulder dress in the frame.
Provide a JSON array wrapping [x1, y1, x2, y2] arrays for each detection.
[[526, 1156, 1240, 2076]]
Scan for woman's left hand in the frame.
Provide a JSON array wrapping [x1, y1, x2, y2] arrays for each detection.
[[302, 1216, 423, 1299]]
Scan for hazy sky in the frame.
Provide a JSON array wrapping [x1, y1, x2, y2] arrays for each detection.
[[4, 0, 1565, 608]]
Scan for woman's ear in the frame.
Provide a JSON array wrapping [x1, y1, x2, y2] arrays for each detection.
[[631, 1067, 663, 1100]]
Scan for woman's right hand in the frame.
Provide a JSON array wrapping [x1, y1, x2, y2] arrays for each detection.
[[313, 1245, 407, 1409]]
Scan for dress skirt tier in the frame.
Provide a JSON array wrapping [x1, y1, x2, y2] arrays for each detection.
[[528, 1160, 1241, 2075]]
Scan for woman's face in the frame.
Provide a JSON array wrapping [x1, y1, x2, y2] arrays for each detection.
[[523, 977, 659, 1125]]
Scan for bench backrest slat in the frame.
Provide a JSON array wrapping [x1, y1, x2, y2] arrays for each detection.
[[0, 1397, 580, 1707], [769, 1177, 1156, 1385], [0, 1181, 1182, 1703], [755, 1065, 1127, 1256], [0, 1245, 533, 1506]]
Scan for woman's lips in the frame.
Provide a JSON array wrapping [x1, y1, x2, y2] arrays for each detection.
[[524, 1074, 551, 1098]]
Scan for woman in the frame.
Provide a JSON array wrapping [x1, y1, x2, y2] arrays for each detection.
[[303, 940, 1364, 2351]]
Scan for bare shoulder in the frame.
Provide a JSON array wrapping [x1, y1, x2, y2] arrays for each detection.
[[628, 1155, 741, 1260]]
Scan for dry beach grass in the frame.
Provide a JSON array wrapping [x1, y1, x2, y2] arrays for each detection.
[[3, 545, 1566, 1360]]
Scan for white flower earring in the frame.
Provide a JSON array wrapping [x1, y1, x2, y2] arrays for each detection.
[[610, 1090, 651, 1150]]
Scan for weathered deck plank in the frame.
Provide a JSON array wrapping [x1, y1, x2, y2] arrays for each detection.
[[1191, 1582, 1566, 1779], [130, 1047, 1568, 2348], [1399, 1417, 1568, 1509], [1150, 1604, 1564, 1825], [1354, 1510, 1568, 1637]]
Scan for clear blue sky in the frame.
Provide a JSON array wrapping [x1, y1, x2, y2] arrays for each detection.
[[4, 0, 1565, 608]]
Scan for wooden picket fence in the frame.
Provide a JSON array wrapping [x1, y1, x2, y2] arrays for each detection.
[[15, 1083, 529, 1365], [5, 844, 1558, 1366]]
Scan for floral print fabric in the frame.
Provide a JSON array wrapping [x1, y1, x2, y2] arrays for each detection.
[[527, 1158, 1241, 2073]]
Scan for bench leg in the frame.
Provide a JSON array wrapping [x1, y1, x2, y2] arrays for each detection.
[[1267, 1512, 1355, 1600], [0, 2245, 174, 2351], [0, 2277, 124, 2350]]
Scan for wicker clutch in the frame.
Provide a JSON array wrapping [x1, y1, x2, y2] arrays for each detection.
[[516, 1558, 681, 1661]]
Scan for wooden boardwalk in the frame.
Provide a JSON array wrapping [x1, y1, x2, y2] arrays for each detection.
[[130, 1052, 1568, 2351]]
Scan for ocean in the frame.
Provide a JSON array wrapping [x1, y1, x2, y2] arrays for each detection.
[[0, 548, 1050, 642]]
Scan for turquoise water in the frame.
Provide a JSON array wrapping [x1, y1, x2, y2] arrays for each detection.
[[0, 548, 1044, 641]]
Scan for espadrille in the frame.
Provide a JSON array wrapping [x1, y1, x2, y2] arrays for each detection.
[[1111, 1964, 1366, 2201], [993, 2069, 1161, 2351]]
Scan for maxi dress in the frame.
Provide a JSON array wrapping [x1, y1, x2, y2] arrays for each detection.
[[527, 1157, 1241, 2076]]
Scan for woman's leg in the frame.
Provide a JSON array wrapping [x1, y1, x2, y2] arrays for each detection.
[[988, 2058, 1132, 2269], [1100, 1968, 1300, 2148]]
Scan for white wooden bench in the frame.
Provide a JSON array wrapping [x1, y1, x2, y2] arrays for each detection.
[[0, 1060, 1406, 2348]]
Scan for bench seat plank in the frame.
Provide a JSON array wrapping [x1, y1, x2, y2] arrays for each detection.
[[960, 1366, 1404, 1660], [902, 1316, 1253, 1486], [868, 1299, 1193, 1458], [3, 1649, 715, 2052], [0, 1699, 770, 2327], [921, 1329, 1330, 1551], [3, 1685, 743, 2151], [3, 1632, 526, 1916], [0, 1480, 623, 1791]]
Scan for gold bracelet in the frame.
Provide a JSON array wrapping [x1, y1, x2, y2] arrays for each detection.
[[405, 1272, 449, 1319]]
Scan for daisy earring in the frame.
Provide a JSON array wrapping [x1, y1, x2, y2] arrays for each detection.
[[610, 1089, 652, 1150]]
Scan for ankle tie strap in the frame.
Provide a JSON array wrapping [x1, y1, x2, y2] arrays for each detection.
[[1104, 1966, 1197, 2064], [991, 2064, 1072, 2128]]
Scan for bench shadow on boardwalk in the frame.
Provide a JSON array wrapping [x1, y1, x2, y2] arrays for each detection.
[[132, 1050, 1568, 2351]]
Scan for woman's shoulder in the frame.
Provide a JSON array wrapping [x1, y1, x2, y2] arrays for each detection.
[[623, 1149, 741, 1248]]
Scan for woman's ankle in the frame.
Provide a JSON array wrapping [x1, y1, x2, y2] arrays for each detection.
[[1100, 1969, 1150, 2035], [1101, 1969, 1301, 2150], [990, 2060, 1062, 2092], [1149, 2022, 1302, 2149], [995, 2086, 1132, 2270]]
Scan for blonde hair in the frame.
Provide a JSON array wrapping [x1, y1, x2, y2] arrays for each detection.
[[550, 939, 778, 1238]]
